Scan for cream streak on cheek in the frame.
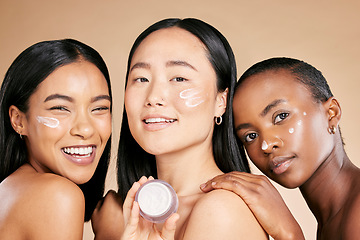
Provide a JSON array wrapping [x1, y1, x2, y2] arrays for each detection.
[[179, 88, 205, 107], [36, 116, 60, 128]]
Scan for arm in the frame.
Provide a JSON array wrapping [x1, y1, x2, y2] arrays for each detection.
[[200, 171, 304, 240], [92, 190, 124, 240], [182, 189, 267, 240]]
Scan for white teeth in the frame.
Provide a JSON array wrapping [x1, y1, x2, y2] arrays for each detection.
[[63, 146, 93, 156], [145, 118, 175, 124]]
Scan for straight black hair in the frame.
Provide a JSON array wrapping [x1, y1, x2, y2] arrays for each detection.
[[117, 18, 249, 201], [0, 39, 112, 221]]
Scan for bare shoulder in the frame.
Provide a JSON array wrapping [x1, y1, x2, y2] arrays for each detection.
[[183, 189, 267, 240], [33, 173, 84, 201], [0, 172, 85, 239]]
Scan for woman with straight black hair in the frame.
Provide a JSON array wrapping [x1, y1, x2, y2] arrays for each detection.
[[0, 39, 112, 239], [93, 18, 266, 240], [117, 17, 249, 201]]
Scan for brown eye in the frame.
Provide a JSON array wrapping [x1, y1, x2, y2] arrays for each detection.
[[171, 77, 187, 82], [274, 112, 289, 124], [49, 106, 69, 112], [135, 77, 149, 83], [244, 132, 258, 143]]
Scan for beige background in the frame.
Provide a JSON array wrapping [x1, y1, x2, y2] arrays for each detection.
[[1, 0, 359, 239]]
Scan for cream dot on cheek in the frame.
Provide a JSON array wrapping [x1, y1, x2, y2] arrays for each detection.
[[289, 128, 295, 134]]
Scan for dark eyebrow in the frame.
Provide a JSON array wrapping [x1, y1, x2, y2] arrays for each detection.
[[235, 99, 287, 131], [91, 95, 111, 103], [260, 99, 287, 117], [44, 94, 73, 103], [235, 123, 252, 132], [129, 62, 150, 72], [166, 60, 197, 71]]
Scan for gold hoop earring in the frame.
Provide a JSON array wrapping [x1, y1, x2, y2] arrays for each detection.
[[215, 116, 222, 125], [328, 126, 336, 134]]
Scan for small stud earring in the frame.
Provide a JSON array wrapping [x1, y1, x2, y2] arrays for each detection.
[[17, 131, 23, 139]]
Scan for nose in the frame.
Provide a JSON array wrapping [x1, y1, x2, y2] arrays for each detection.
[[70, 111, 95, 139], [145, 81, 166, 107], [261, 133, 283, 154]]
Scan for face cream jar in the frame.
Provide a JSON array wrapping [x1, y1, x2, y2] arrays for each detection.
[[135, 179, 178, 223]]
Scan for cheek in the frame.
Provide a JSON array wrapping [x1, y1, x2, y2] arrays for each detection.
[[37, 116, 60, 128], [93, 115, 112, 140], [244, 145, 266, 170], [35, 116, 67, 134], [124, 89, 140, 120], [175, 87, 214, 118], [27, 117, 68, 148], [179, 88, 205, 108]]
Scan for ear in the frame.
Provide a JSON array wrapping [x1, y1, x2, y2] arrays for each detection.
[[215, 88, 228, 117], [9, 105, 28, 136], [323, 97, 341, 128]]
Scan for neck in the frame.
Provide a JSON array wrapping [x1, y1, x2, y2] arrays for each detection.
[[299, 139, 354, 226], [155, 142, 222, 197]]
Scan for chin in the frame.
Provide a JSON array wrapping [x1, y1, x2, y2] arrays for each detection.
[[67, 172, 94, 185], [276, 178, 303, 189]]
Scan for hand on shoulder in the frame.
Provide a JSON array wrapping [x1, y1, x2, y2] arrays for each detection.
[[201, 171, 304, 240], [183, 188, 267, 240]]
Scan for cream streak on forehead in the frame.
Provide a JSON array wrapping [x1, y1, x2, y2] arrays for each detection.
[[36, 116, 60, 128], [179, 88, 205, 107]]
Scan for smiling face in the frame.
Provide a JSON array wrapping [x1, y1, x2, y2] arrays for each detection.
[[125, 27, 227, 157], [22, 61, 111, 184], [233, 69, 334, 188]]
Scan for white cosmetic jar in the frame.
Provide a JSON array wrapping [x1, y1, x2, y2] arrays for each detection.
[[135, 179, 178, 223]]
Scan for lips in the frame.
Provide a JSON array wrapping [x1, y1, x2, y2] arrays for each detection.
[[141, 115, 177, 131], [144, 117, 176, 124], [270, 156, 295, 175], [62, 145, 96, 165]]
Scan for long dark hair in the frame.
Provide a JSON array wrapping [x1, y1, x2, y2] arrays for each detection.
[[0, 39, 112, 221], [117, 18, 249, 200]]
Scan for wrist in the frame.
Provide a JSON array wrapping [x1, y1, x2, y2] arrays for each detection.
[[275, 224, 305, 240]]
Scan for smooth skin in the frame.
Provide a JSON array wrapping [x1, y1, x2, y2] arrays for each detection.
[[202, 69, 360, 239], [122, 27, 267, 240], [0, 61, 112, 239], [93, 27, 267, 240]]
